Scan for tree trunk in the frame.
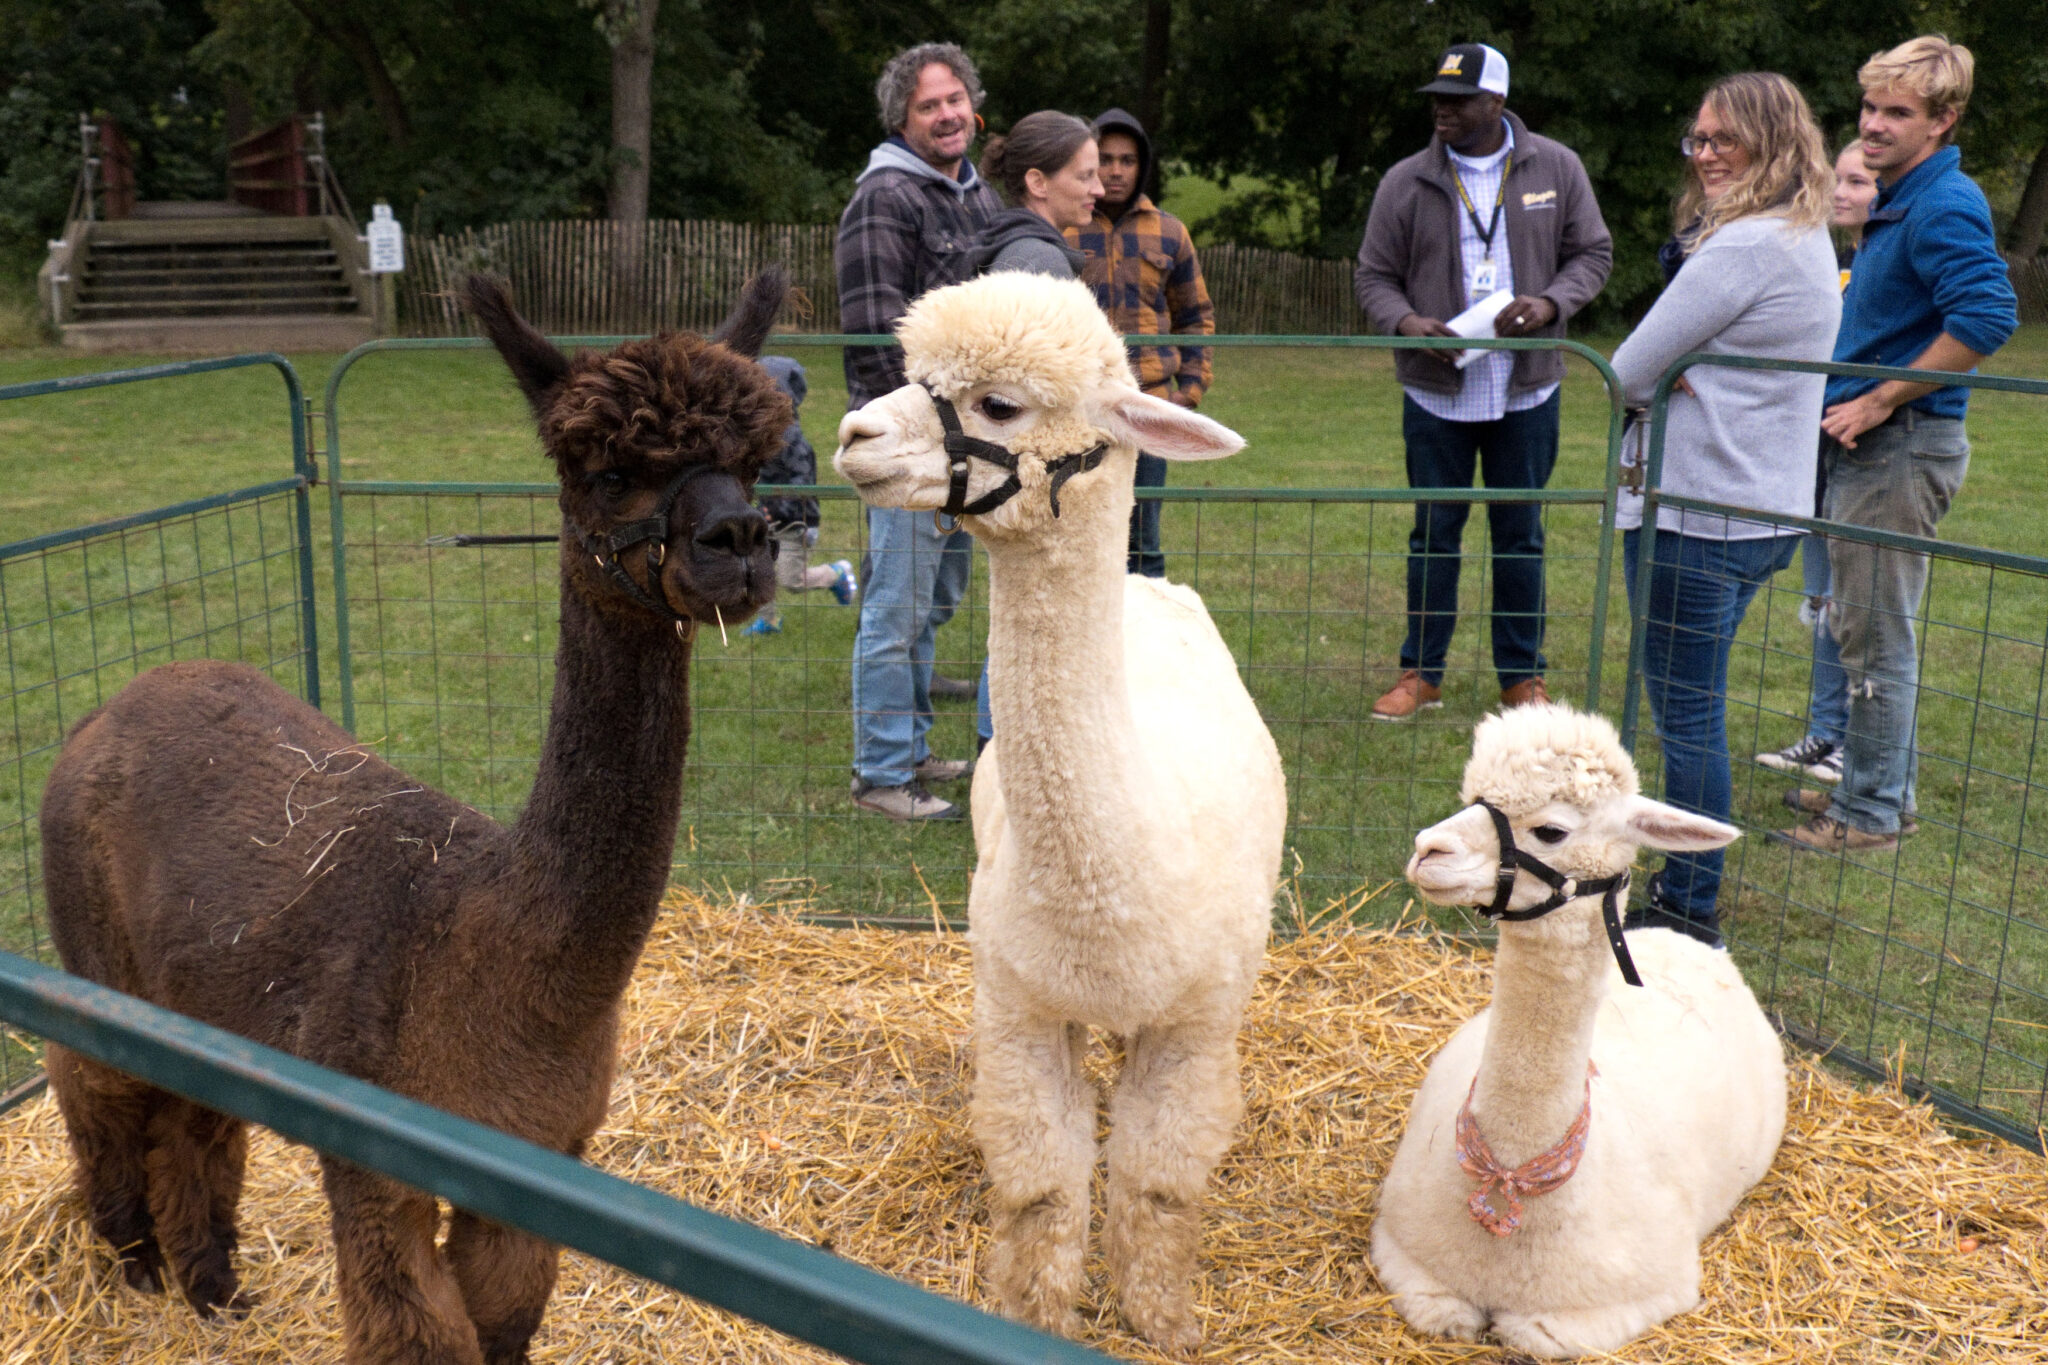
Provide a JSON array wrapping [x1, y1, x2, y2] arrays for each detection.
[[1138, 0, 1170, 202], [607, 0, 659, 223], [2009, 142, 2048, 261]]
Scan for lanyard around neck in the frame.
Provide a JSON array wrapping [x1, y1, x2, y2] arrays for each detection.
[[1449, 146, 1512, 253]]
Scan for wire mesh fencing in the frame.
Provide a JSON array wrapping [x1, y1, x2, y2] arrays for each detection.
[[0, 356, 317, 1107], [1626, 353, 2048, 1150]]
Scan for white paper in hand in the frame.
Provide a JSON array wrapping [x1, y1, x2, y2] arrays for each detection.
[[1445, 290, 1514, 369]]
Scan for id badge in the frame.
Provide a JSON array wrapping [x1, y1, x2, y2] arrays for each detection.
[[1470, 256, 1498, 301]]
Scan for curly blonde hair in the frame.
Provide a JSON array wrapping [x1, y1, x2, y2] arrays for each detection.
[[1673, 72, 1832, 255]]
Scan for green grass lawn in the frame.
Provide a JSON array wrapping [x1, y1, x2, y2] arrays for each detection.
[[4, 328, 2047, 1131]]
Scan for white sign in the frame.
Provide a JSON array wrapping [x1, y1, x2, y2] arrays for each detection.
[[366, 202, 405, 274]]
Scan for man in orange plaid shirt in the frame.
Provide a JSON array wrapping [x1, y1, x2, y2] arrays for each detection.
[[1071, 108, 1215, 577]]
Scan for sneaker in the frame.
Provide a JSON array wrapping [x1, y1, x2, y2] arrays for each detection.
[[850, 777, 961, 821], [740, 614, 781, 636], [1756, 735, 1840, 783], [1768, 813, 1899, 854], [913, 755, 975, 784], [827, 559, 857, 605], [928, 674, 978, 700], [1372, 670, 1442, 721], [1782, 788, 1917, 836], [1500, 677, 1551, 710]]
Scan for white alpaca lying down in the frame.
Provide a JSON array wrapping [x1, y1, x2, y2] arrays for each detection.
[[1373, 703, 1786, 1358], [834, 272, 1286, 1350]]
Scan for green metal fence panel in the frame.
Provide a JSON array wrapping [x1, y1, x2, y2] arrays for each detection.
[[0, 355, 316, 1107], [0, 948, 1114, 1365], [320, 332, 1628, 930], [1631, 352, 2048, 1153]]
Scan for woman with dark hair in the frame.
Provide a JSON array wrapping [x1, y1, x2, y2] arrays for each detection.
[[1611, 72, 1841, 947], [970, 111, 1100, 277]]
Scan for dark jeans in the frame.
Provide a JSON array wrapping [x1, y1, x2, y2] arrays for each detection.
[[1400, 392, 1560, 688], [1625, 528, 1802, 925], [1127, 451, 1167, 578]]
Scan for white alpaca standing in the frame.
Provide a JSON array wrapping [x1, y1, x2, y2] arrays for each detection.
[[1374, 703, 1785, 1358], [834, 272, 1286, 1349]]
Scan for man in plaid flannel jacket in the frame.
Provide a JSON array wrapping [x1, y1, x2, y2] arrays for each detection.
[[836, 43, 1002, 822], [1071, 108, 1214, 577]]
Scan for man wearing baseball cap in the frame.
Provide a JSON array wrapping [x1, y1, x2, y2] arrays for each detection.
[[1356, 42, 1612, 720]]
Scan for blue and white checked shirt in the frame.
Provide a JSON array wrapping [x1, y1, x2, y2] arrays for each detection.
[[1406, 127, 1559, 424]]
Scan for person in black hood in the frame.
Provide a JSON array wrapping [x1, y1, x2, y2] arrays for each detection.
[[971, 111, 1099, 276], [1073, 107, 1216, 577]]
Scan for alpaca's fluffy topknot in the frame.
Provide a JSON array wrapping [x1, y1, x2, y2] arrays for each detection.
[[1459, 702, 1639, 818], [896, 273, 1132, 410]]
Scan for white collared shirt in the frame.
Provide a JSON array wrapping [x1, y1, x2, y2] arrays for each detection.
[[1406, 126, 1559, 424]]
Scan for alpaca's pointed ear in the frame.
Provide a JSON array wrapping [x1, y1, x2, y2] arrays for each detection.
[[1088, 387, 1245, 461], [1619, 796, 1741, 852], [711, 265, 790, 359], [465, 274, 569, 418]]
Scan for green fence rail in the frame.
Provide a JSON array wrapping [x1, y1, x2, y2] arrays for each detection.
[[1630, 352, 2048, 1152], [0, 947, 1112, 1365], [1, 354, 318, 1102]]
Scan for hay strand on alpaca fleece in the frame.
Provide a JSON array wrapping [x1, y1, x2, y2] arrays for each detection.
[[1, 886, 2042, 1363]]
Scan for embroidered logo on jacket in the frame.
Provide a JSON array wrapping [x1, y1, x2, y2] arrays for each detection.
[[1521, 189, 1558, 208]]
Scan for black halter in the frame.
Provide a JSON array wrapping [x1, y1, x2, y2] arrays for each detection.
[[924, 385, 1108, 521], [576, 462, 747, 631], [1469, 799, 1642, 988]]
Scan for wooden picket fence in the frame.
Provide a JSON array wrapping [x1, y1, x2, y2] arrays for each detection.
[[392, 221, 1368, 337], [394, 221, 841, 336]]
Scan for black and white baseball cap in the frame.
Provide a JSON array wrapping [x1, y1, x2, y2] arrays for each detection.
[[1418, 43, 1510, 97]]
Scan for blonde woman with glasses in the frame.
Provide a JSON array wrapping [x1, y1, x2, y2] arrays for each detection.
[[1610, 72, 1841, 948]]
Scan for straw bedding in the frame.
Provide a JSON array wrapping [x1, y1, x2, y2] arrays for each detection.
[[3, 885, 2043, 1363]]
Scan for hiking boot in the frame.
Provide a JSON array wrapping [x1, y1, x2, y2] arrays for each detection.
[[1768, 813, 1899, 855], [929, 674, 978, 700], [1372, 670, 1442, 721], [850, 777, 961, 821], [913, 755, 975, 784], [827, 559, 857, 605], [1782, 788, 1917, 836], [1620, 870, 1725, 949], [1500, 676, 1551, 710], [1756, 735, 1841, 783]]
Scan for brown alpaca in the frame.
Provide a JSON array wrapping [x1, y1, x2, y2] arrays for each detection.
[[36, 271, 791, 1364]]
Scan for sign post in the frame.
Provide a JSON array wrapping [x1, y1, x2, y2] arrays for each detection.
[[363, 201, 405, 335]]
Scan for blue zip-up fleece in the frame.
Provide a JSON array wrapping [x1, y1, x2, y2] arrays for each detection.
[[1827, 145, 2017, 420]]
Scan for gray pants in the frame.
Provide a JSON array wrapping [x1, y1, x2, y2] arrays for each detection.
[[1822, 410, 1969, 834]]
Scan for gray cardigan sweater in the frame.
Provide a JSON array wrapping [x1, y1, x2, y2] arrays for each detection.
[[1612, 215, 1842, 538], [1354, 112, 1613, 396]]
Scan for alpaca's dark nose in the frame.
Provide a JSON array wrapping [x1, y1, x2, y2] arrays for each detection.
[[694, 507, 767, 559]]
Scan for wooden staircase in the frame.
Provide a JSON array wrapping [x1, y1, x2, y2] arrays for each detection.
[[51, 214, 376, 352]]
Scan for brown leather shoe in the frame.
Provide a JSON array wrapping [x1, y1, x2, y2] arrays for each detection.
[[1782, 788, 1917, 836], [1371, 669, 1442, 721], [1767, 813, 1899, 854], [1499, 676, 1551, 710]]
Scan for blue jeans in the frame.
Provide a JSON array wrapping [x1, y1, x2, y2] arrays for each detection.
[[851, 507, 975, 786], [1799, 534, 1849, 745], [1127, 451, 1167, 578], [1822, 412, 1969, 834], [1401, 392, 1559, 688], [1626, 529, 1802, 923]]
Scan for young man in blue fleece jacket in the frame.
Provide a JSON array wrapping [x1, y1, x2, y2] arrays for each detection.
[[1774, 35, 2018, 855]]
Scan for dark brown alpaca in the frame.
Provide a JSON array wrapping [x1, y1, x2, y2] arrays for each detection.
[[37, 271, 791, 1364]]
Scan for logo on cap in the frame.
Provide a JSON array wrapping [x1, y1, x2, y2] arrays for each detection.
[[1440, 55, 1463, 75]]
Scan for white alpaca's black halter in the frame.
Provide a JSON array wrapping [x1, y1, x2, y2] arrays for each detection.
[[1469, 798, 1642, 988], [924, 384, 1107, 521]]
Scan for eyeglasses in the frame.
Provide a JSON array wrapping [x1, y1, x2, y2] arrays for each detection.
[[1680, 133, 1741, 158]]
